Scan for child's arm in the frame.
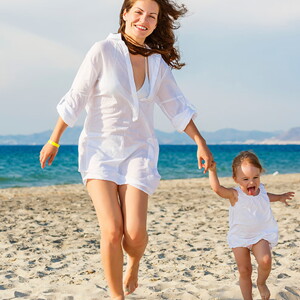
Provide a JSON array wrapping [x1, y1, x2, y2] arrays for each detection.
[[209, 161, 237, 205], [267, 192, 295, 206]]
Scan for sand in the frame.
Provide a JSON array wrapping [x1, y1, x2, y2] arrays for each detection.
[[0, 173, 299, 300]]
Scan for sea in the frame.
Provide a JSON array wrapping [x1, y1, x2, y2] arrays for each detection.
[[0, 145, 299, 189]]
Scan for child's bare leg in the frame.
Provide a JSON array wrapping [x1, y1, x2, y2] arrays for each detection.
[[232, 247, 253, 300], [118, 185, 149, 296], [252, 240, 272, 300]]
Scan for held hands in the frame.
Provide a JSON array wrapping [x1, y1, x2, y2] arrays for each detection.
[[197, 142, 213, 173], [208, 160, 217, 172], [279, 192, 295, 206], [39, 143, 59, 169]]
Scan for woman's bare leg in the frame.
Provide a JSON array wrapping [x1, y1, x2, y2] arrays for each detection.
[[252, 240, 272, 300], [87, 180, 125, 300], [118, 185, 148, 296], [232, 247, 253, 300]]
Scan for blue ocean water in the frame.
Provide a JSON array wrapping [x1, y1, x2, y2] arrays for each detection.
[[0, 145, 299, 189]]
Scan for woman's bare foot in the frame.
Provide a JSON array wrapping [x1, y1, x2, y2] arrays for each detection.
[[257, 282, 270, 300], [123, 260, 139, 296], [111, 296, 124, 300], [111, 296, 125, 300]]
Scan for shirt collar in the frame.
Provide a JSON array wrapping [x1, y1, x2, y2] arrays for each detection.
[[107, 33, 122, 41]]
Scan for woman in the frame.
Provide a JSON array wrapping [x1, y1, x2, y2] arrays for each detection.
[[40, 0, 213, 299]]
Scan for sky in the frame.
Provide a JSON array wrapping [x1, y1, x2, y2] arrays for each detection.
[[1, 0, 300, 135]]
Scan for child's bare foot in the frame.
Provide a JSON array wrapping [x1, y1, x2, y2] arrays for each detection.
[[257, 283, 270, 300], [123, 261, 139, 296]]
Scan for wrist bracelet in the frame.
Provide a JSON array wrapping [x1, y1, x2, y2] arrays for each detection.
[[48, 140, 60, 148]]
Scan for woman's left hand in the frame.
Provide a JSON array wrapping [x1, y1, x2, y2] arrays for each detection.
[[183, 119, 213, 173], [197, 141, 213, 173]]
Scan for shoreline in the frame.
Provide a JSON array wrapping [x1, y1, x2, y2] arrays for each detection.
[[1, 172, 300, 191], [1, 174, 299, 299], [1, 142, 300, 146]]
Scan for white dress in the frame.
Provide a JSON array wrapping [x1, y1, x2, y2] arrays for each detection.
[[57, 33, 196, 195], [227, 184, 278, 248]]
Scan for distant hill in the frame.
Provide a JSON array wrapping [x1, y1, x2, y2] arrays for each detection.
[[200, 128, 280, 145], [156, 128, 280, 145], [0, 127, 82, 145], [0, 127, 299, 145], [276, 127, 300, 141], [254, 127, 300, 145]]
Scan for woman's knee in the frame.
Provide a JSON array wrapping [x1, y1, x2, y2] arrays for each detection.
[[238, 264, 252, 278], [101, 224, 124, 245], [258, 254, 272, 270], [124, 229, 148, 247]]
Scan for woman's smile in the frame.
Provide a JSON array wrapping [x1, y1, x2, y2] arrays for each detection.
[[123, 0, 159, 44]]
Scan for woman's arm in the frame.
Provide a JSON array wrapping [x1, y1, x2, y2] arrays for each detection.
[[39, 117, 68, 169], [267, 192, 295, 206], [184, 119, 213, 173], [40, 43, 104, 169]]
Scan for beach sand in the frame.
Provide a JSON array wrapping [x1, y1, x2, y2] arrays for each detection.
[[0, 173, 299, 300]]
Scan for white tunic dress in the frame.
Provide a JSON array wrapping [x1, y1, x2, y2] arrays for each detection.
[[227, 184, 278, 248], [57, 33, 196, 195]]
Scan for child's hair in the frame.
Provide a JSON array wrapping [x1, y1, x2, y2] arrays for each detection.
[[232, 151, 265, 178]]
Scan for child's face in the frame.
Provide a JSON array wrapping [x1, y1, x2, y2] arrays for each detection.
[[233, 162, 261, 196]]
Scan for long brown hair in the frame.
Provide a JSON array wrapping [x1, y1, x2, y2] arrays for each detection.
[[118, 0, 187, 69], [232, 151, 265, 178]]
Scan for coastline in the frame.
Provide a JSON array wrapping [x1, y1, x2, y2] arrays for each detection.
[[0, 174, 299, 299]]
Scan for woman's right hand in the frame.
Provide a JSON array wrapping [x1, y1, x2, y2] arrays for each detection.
[[39, 117, 68, 168], [39, 143, 59, 169]]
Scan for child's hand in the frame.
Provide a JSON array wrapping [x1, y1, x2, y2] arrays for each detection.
[[209, 160, 217, 172], [279, 192, 295, 206]]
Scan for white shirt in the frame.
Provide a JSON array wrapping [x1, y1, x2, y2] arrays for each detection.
[[57, 33, 196, 195], [227, 184, 278, 248]]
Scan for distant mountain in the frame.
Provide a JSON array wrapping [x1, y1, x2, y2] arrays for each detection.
[[156, 130, 193, 144], [255, 127, 300, 145], [200, 128, 280, 144], [0, 127, 82, 145], [0, 127, 299, 145], [276, 127, 300, 141], [156, 128, 280, 145]]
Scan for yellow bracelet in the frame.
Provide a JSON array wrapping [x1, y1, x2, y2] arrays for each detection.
[[48, 140, 60, 148]]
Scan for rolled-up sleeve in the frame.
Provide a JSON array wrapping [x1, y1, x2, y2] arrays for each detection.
[[155, 66, 197, 132], [57, 42, 103, 127]]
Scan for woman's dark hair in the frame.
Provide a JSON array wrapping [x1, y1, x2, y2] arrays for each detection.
[[118, 0, 187, 69]]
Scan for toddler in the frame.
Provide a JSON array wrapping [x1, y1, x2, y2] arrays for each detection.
[[208, 151, 294, 300]]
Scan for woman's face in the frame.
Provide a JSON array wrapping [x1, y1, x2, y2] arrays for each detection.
[[123, 0, 159, 44]]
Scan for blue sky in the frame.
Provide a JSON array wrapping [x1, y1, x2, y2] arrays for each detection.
[[1, 0, 299, 135]]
